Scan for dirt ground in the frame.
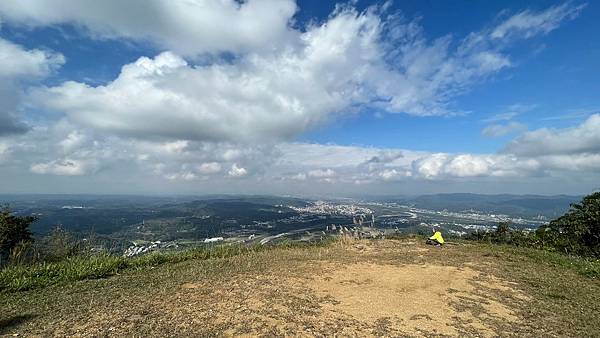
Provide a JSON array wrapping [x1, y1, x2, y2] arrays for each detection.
[[308, 262, 526, 337], [2, 238, 599, 337]]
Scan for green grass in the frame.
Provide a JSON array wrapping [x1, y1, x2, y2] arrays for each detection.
[[501, 244, 600, 278], [0, 239, 334, 293], [460, 240, 600, 279]]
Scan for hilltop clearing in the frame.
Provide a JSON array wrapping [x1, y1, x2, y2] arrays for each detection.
[[2, 238, 599, 337]]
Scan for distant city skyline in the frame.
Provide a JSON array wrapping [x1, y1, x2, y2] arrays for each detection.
[[0, 0, 599, 196]]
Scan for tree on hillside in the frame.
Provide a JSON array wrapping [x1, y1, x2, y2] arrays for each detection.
[[544, 192, 600, 257], [0, 207, 37, 266], [494, 222, 511, 241]]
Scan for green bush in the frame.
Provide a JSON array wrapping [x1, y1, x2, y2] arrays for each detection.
[[0, 207, 37, 266], [465, 221, 534, 247], [541, 192, 600, 257]]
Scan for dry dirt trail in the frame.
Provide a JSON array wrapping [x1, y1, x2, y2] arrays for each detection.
[[3, 238, 599, 337]]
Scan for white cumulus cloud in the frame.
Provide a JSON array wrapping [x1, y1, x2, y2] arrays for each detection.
[[0, 37, 64, 135], [28, 3, 583, 143], [504, 114, 600, 156], [0, 2, 594, 195], [0, 115, 598, 193], [197, 162, 222, 175], [228, 163, 248, 178], [0, 0, 297, 57]]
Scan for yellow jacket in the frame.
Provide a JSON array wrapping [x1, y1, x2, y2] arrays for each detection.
[[429, 231, 445, 244]]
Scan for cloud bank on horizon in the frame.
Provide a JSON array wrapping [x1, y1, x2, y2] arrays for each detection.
[[0, 0, 598, 195]]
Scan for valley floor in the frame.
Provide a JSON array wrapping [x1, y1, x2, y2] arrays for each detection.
[[2, 238, 599, 337]]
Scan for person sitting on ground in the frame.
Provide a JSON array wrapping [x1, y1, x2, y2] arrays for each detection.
[[426, 228, 444, 246]]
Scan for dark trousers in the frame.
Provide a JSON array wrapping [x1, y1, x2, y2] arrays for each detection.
[[426, 239, 441, 246]]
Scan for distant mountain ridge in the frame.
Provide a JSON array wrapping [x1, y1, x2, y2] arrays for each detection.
[[403, 193, 581, 218]]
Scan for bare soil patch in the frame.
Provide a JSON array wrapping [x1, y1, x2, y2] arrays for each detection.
[[306, 262, 526, 337]]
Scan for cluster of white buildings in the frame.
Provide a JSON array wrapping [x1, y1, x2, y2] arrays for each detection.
[[288, 201, 373, 217], [123, 240, 178, 257], [410, 207, 546, 227]]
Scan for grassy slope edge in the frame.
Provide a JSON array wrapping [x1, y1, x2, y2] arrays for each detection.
[[1, 237, 599, 336], [0, 239, 332, 292]]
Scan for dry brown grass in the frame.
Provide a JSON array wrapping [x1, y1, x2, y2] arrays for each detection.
[[1, 238, 599, 337]]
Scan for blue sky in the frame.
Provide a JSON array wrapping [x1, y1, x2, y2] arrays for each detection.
[[298, 0, 600, 153], [0, 0, 599, 195]]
